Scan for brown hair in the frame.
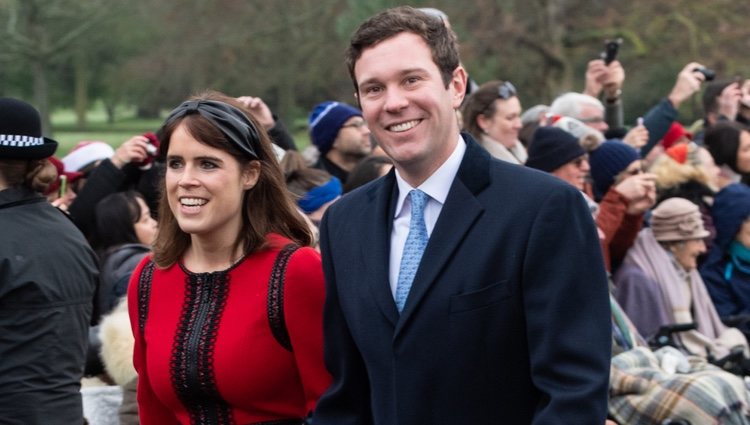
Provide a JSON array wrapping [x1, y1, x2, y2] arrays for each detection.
[[345, 6, 460, 96], [280, 150, 333, 200], [461, 80, 509, 140], [152, 91, 312, 268], [0, 158, 56, 192]]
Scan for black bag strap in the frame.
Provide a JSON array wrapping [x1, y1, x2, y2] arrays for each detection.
[[267, 243, 300, 352], [137, 260, 156, 337]]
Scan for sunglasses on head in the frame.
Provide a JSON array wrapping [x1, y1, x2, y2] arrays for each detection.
[[497, 81, 517, 100]]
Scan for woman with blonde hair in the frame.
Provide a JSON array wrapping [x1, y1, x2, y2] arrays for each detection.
[[127, 91, 330, 424], [650, 142, 719, 256]]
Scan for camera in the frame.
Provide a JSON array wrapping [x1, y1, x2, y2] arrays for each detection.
[[144, 142, 158, 156], [693, 67, 716, 81], [600, 38, 622, 65]]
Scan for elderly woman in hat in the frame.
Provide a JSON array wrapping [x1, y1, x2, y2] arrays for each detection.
[[0, 98, 99, 424], [614, 197, 748, 360], [127, 91, 330, 424]]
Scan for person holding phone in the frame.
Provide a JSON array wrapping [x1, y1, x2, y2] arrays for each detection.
[[583, 41, 626, 131], [0, 97, 99, 424]]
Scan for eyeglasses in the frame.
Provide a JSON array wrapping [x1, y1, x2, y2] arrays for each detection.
[[578, 116, 605, 124], [341, 120, 367, 129], [573, 155, 589, 168], [497, 81, 517, 100]]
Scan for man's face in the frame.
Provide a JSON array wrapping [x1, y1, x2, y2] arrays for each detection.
[[353, 32, 466, 185], [551, 155, 590, 191], [578, 104, 608, 133], [332, 116, 372, 158], [736, 218, 750, 249]]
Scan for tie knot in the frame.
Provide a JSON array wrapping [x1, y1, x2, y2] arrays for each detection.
[[409, 189, 428, 216]]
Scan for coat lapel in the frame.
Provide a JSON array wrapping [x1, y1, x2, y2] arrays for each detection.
[[362, 171, 400, 327], [395, 136, 491, 336]]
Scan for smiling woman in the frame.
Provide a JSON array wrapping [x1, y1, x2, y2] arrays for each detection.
[[126, 91, 330, 425], [614, 197, 748, 361]]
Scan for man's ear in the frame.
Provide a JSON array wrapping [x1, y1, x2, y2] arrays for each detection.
[[450, 66, 468, 108]]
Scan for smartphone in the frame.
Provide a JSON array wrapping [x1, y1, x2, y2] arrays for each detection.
[[58, 175, 67, 198], [601, 38, 622, 65]]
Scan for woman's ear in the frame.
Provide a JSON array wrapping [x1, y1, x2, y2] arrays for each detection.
[[476, 113, 491, 134], [242, 161, 261, 190]]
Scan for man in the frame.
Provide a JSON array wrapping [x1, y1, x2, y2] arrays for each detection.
[[314, 7, 611, 425], [309, 101, 372, 184]]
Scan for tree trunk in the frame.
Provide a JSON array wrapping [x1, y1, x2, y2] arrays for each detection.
[[74, 50, 88, 130], [31, 59, 52, 138]]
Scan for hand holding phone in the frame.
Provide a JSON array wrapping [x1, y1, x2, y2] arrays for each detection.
[[601, 38, 623, 65]]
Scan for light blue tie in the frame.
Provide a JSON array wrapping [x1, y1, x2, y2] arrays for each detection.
[[395, 189, 429, 312]]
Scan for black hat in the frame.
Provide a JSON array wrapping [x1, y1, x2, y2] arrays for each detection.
[[526, 126, 585, 172], [0, 97, 58, 160]]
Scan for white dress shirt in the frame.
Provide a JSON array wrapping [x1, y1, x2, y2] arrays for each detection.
[[389, 136, 467, 298]]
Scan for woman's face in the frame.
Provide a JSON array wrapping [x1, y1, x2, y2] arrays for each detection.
[[479, 97, 522, 149], [736, 218, 750, 249], [736, 131, 750, 173], [165, 123, 260, 242], [671, 238, 707, 271], [133, 197, 158, 246], [696, 146, 721, 188]]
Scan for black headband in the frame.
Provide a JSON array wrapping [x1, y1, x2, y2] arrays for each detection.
[[164, 99, 260, 159]]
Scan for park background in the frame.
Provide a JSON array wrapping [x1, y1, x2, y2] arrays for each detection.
[[1, 0, 749, 154]]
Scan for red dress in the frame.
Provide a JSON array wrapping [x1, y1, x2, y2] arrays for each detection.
[[127, 234, 330, 425]]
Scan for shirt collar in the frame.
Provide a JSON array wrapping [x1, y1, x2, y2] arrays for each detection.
[[394, 135, 466, 217]]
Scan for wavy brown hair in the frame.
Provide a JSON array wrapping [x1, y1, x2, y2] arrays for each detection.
[[152, 91, 312, 268], [461, 80, 512, 140]]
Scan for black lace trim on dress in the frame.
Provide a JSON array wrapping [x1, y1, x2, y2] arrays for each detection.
[[137, 261, 155, 337], [267, 243, 299, 352], [171, 269, 233, 425]]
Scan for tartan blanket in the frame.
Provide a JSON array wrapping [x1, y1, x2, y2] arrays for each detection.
[[610, 347, 750, 424]]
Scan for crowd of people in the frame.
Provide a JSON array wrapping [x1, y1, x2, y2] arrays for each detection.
[[3, 5, 750, 425]]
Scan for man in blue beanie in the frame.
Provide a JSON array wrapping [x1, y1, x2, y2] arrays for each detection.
[[309, 101, 373, 184]]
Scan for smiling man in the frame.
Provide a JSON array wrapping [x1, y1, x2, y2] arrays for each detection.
[[313, 6, 611, 425]]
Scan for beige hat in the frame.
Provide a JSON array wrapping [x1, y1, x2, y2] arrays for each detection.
[[651, 197, 710, 242]]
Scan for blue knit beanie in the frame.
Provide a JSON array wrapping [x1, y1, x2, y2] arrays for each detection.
[[712, 183, 750, 250], [526, 127, 586, 173], [589, 140, 640, 200], [308, 101, 362, 155]]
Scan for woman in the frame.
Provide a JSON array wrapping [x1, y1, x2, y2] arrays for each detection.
[[0, 97, 99, 424], [614, 197, 748, 360], [701, 183, 750, 318], [704, 121, 750, 189], [461, 80, 527, 164], [95, 190, 157, 317], [127, 91, 330, 424], [651, 142, 719, 258]]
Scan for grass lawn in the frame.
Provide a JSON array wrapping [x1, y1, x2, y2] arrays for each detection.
[[51, 105, 309, 157], [51, 106, 163, 157]]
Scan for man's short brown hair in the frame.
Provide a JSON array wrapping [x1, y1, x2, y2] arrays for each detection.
[[345, 6, 460, 94]]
